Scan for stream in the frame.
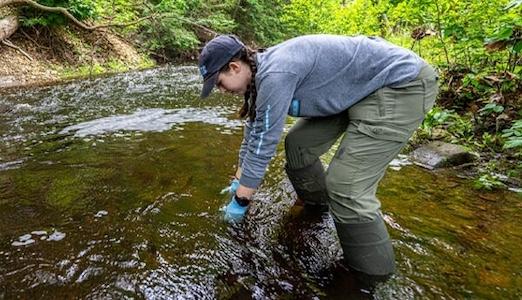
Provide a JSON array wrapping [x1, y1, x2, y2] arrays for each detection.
[[0, 65, 520, 299]]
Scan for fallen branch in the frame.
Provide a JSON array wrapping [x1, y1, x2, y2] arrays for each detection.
[[1, 0, 158, 30], [1, 38, 33, 60]]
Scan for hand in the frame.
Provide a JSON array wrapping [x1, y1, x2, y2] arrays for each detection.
[[220, 178, 240, 195], [236, 184, 255, 199], [224, 195, 250, 222]]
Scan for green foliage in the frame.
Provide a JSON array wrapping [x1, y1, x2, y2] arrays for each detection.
[[139, 1, 197, 54], [59, 57, 154, 78], [447, 116, 475, 144], [395, 0, 516, 69], [485, 15, 522, 71], [473, 173, 506, 190], [506, 0, 522, 9], [232, 0, 288, 45], [475, 132, 504, 152], [502, 119, 522, 149], [421, 107, 454, 131], [19, 0, 97, 27], [507, 161, 522, 180], [134, 0, 288, 57], [461, 73, 492, 93], [91, 0, 139, 32], [326, 0, 389, 36], [281, 0, 388, 36], [280, 0, 335, 35], [281, 0, 519, 72], [137, 0, 237, 56], [479, 103, 505, 116], [421, 107, 474, 142]]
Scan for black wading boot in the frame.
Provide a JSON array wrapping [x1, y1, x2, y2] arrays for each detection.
[[285, 160, 330, 213], [334, 214, 396, 291]]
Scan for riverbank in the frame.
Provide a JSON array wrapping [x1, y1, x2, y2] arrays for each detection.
[[0, 26, 155, 88]]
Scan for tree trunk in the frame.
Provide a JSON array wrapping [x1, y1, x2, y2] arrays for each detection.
[[0, 6, 18, 42]]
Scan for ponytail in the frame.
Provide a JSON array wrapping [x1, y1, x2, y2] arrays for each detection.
[[221, 47, 263, 122]]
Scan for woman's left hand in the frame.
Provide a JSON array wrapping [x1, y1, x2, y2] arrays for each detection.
[[224, 194, 250, 222], [236, 184, 255, 199]]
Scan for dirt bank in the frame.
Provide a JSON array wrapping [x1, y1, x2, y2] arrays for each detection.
[[0, 26, 151, 88]]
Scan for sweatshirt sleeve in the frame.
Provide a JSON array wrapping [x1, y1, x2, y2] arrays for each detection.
[[238, 119, 252, 167], [239, 72, 299, 189]]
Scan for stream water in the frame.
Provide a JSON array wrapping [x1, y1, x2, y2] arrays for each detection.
[[0, 66, 520, 299]]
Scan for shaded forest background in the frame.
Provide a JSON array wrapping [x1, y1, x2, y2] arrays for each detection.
[[1, 0, 521, 188]]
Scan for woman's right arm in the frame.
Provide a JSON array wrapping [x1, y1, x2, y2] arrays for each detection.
[[236, 119, 253, 179]]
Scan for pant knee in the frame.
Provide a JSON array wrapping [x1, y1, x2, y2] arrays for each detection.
[[284, 131, 309, 169], [325, 171, 381, 223], [284, 131, 298, 157]]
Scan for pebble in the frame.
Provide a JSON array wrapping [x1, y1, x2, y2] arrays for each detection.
[[48, 231, 66, 241], [31, 230, 47, 235], [19, 234, 32, 242], [12, 239, 35, 247]]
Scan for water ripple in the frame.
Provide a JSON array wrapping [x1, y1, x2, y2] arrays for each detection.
[[60, 107, 241, 137]]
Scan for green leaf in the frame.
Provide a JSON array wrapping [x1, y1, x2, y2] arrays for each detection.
[[505, 139, 522, 148], [480, 103, 504, 115], [495, 27, 514, 41], [513, 40, 522, 53]]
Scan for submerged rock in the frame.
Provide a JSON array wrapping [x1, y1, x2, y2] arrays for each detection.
[[48, 231, 66, 241], [12, 234, 35, 247], [410, 141, 475, 170]]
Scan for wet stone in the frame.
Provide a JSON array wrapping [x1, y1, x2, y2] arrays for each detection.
[[410, 141, 475, 170], [31, 230, 47, 235], [48, 231, 66, 241], [19, 234, 32, 242], [12, 233, 36, 246]]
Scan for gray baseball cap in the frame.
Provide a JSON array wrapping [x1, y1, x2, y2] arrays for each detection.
[[198, 35, 245, 98]]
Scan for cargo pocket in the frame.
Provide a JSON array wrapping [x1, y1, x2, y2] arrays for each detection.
[[340, 122, 411, 164], [422, 78, 438, 114], [356, 122, 410, 143]]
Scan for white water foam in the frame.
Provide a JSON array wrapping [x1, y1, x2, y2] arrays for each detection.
[[0, 160, 24, 171], [94, 210, 109, 218], [60, 108, 242, 137], [389, 154, 413, 171]]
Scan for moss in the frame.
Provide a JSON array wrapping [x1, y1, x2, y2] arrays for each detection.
[[56, 54, 156, 80], [46, 174, 85, 208]]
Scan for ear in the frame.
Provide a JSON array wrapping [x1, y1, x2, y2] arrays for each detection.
[[229, 61, 241, 73]]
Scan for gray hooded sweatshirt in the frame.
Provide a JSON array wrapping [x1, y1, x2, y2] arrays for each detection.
[[238, 34, 426, 189]]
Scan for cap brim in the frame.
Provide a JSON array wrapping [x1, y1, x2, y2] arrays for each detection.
[[200, 72, 219, 98]]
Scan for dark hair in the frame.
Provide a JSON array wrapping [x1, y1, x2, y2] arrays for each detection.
[[219, 47, 260, 122]]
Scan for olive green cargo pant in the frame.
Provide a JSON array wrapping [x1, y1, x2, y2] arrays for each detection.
[[284, 65, 438, 275]]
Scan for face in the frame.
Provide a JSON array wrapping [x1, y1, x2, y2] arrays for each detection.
[[216, 61, 251, 96]]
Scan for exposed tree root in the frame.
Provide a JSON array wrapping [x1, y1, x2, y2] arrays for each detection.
[[1, 38, 32, 60]]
